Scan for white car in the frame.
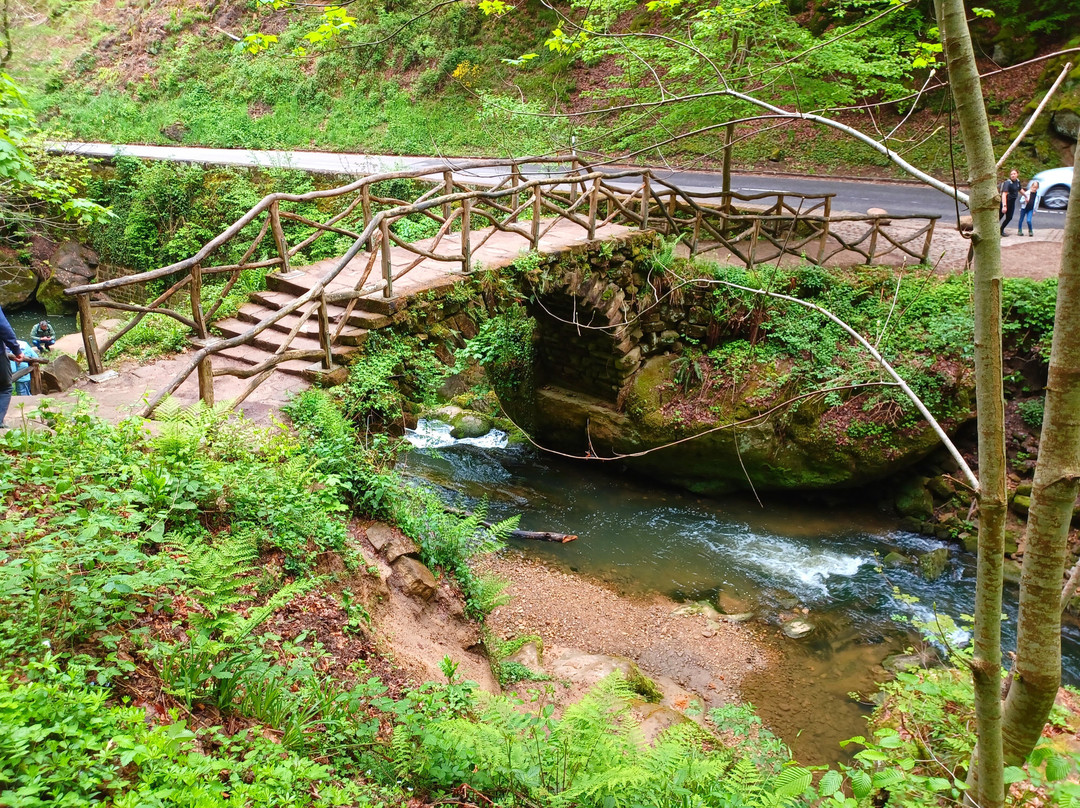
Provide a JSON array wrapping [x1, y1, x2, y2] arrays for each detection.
[[1032, 166, 1072, 210]]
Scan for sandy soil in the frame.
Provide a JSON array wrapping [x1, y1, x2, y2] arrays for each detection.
[[480, 550, 777, 709]]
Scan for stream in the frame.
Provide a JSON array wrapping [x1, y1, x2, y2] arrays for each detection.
[[403, 419, 1080, 764]]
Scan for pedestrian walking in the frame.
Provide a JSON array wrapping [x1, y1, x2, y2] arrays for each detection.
[[0, 305, 27, 429], [1018, 180, 1039, 236], [1000, 169, 1021, 236]]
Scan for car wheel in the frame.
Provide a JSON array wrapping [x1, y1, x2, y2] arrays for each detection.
[[1041, 185, 1070, 210]]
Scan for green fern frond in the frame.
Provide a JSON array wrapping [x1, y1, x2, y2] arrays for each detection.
[[168, 527, 258, 615], [230, 576, 324, 640]]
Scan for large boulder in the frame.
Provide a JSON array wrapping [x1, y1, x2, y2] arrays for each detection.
[[0, 264, 39, 309], [390, 556, 438, 601], [36, 241, 99, 315], [40, 354, 84, 393]]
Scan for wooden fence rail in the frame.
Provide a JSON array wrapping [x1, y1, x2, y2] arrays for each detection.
[[64, 156, 940, 415]]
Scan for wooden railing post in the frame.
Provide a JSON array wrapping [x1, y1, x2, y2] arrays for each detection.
[[588, 177, 600, 239], [510, 164, 521, 223], [443, 171, 454, 223], [190, 263, 208, 339], [29, 363, 42, 395], [318, 293, 332, 369], [747, 219, 761, 268], [269, 201, 291, 274], [197, 354, 214, 407], [76, 293, 103, 376], [362, 186, 373, 251], [531, 186, 542, 248], [380, 218, 393, 299], [641, 174, 651, 229], [461, 197, 472, 272], [867, 220, 880, 263], [818, 197, 832, 265], [691, 211, 701, 257], [921, 219, 936, 263]]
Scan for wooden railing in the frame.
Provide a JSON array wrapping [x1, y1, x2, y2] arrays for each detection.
[[64, 156, 939, 414]]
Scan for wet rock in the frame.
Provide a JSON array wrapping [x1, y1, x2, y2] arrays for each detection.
[[38, 241, 99, 315], [927, 475, 956, 499], [717, 612, 755, 623], [450, 410, 493, 439], [391, 556, 438, 601], [882, 652, 925, 674], [671, 601, 722, 621], [896, 478, 934, 520], [1002, 558, 1023, 586], [40, 354, 84, 393], [782, 619, 815, 639], [883, 551, 912, 568], [0, 265, 38, 308], [917, 547, 950, 582], [958, 531, 978, 554], [1011, 494, 1031, 516]]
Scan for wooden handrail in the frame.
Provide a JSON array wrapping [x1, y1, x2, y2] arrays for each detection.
[[53, 153, 939, 413]]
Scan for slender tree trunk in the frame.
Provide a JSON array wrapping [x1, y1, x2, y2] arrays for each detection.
[[934, 0, 1007, 804], [1000, 140, 1080, 762]]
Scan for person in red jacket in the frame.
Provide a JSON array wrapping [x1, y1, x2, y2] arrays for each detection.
[[0, 305, 27, 429]]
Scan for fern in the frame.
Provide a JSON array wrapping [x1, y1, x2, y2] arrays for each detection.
[[168, 527, 259, 618], [229, 576, 323, 640]]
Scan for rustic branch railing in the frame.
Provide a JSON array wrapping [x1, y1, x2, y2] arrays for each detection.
[[64, 156, 939, 415]]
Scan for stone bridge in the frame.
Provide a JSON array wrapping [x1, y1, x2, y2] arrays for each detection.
[[63, 156, 940, 418]]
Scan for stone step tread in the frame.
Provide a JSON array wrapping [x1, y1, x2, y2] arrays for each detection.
[[214, 320, 352, 356], [236, 302, 388, 332], [216, 345, 315, 377]]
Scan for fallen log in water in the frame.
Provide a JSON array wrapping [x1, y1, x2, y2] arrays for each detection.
[[510, 529, 578, 544], [444, 507, 578, 543]]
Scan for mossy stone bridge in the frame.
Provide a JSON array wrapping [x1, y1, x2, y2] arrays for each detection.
[[65, 157, 940, 415]]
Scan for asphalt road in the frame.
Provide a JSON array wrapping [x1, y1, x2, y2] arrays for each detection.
[[54, 141, 1067, 230]]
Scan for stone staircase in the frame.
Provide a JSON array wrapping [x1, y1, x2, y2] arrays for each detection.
[[211, 275, 394, 378]]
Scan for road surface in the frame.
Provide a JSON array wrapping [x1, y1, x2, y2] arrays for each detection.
[[53, 141, 1066, 230]]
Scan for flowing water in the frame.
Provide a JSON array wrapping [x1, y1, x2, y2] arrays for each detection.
[[403, 419, 1080, 764]]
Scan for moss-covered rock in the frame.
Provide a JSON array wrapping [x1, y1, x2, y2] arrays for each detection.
[[896, 479, 935, 520], [522, 355, 960, 495], [0, 264, 38, 308], [918, 547, 950, 582]]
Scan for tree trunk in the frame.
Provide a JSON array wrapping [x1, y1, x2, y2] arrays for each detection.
[[935, 0, 1007, 804], [1000, 140, 1080, 763]]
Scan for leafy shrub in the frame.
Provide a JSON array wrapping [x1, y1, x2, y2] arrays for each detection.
[[1018, 397, 1046, 429]]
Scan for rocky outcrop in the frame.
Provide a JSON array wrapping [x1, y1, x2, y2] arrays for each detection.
[[0, 264, 39, 309], [528, 354, 964, 495], [37, 241, 100, 314]]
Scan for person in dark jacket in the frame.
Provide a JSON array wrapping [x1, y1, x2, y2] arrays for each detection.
[[30, 319, 55, 352], [0, 305, 27, 429], [1000, 169, 1021, 236]]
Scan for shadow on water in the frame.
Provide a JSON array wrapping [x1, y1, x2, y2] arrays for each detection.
[[402, 420, 1080, 765]]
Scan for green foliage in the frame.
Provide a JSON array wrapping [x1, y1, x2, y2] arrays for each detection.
[[458, 303, 537, 420], [0, 659, 383, 808], [1018, 397, 1046, 429], [0, 71, 108, 239], [391, 672, 810, 807], [342, 333, 449, 430]]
